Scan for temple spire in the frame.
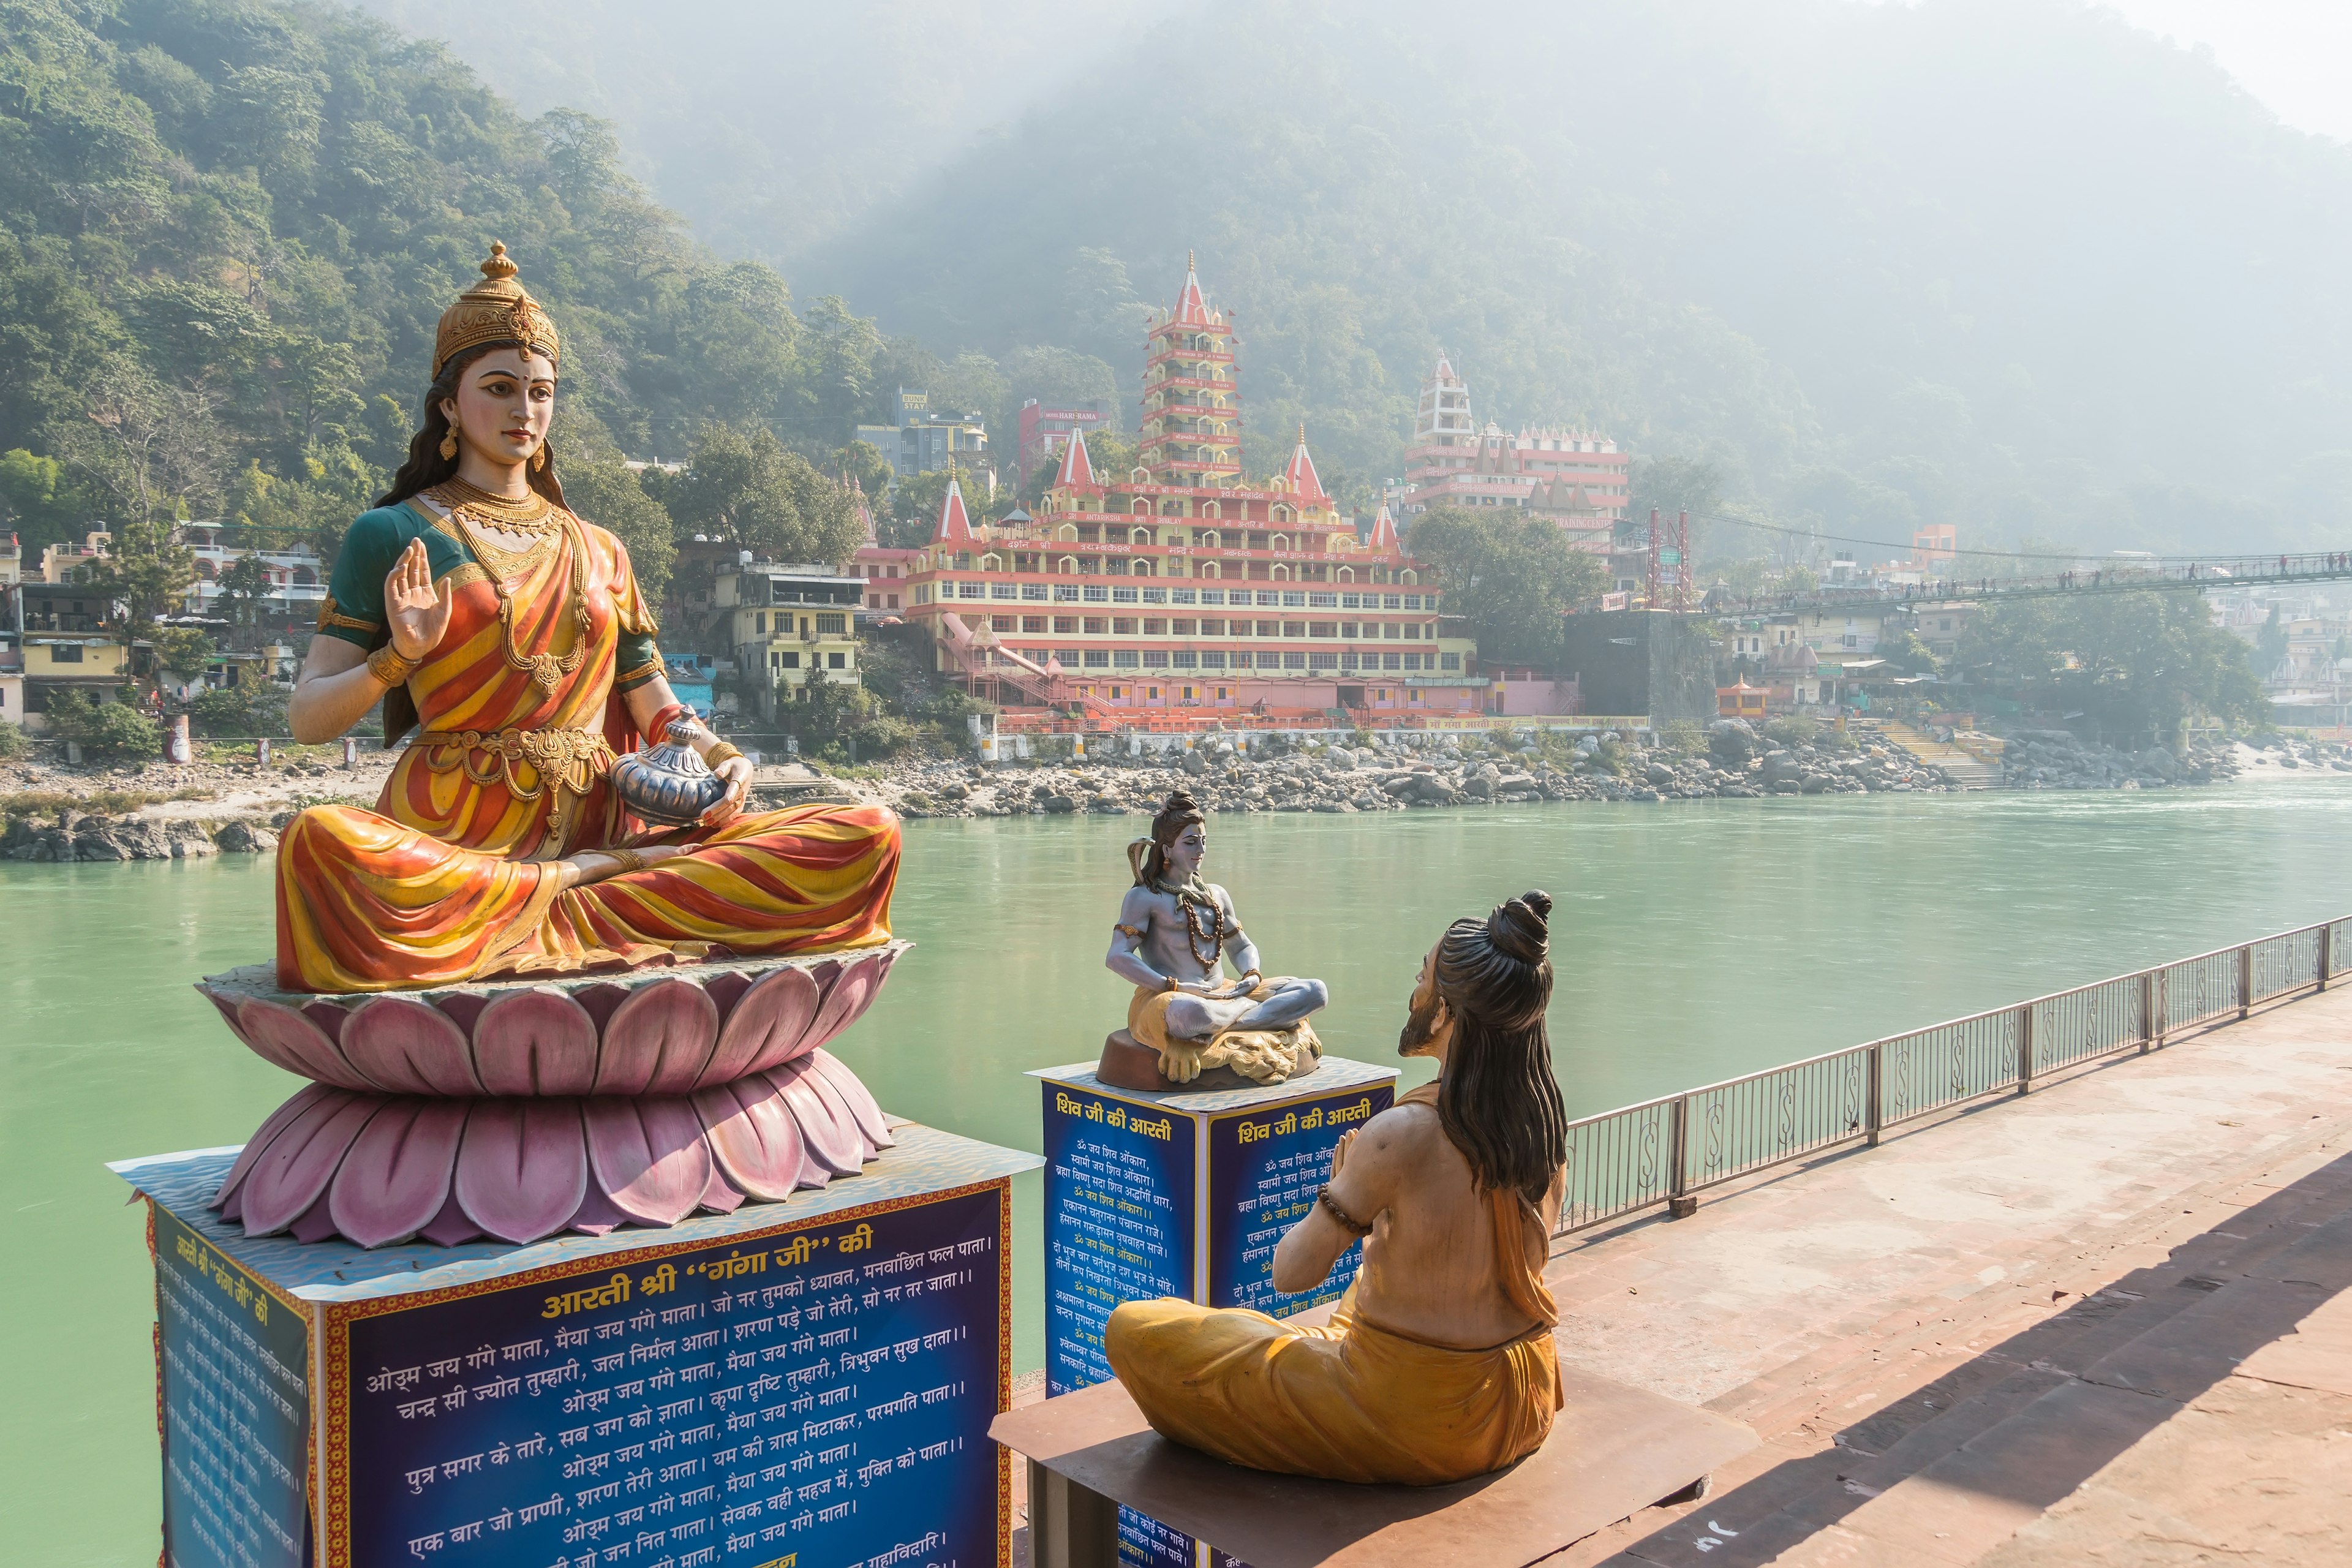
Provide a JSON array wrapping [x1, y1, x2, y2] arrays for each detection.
[[932, 463, 973, 545], [1055, 425, 1098, 490], [1283, 424, 1327, 505], [1175, 250, 1210, 325], [1367, 499, 1400, 553]]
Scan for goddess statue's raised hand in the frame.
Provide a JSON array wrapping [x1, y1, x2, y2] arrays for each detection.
[[384, 537, 453, 660]]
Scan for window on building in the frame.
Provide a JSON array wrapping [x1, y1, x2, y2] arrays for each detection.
[[1083, 617, 1106, 634], [1308, 652, 1338, 669], [1309, 622, 1336, 638], [1231, 651, 1253, 669], [1082, 586, 1108, 603], [53, 643, 83, 663], [1404, 653, 1425, 671], [1250, 620, 1274, 637], [1199, 619, 1225, 636], [1248, 533, 1269, 550], [1172, 651, 1198, 669], [1283, 652, 1307, 670], [1199, 589, 1225, 606], [1022, 616, 1047, 633], [1113, 617, 1136, 635], [1283, 621, 1305, 638], [1382, 595, 1403, 610], [1200, 652, 1226, 670], [1054, 617, 1078, 634], [957, 582, 985, 600], [753, 612, 767, 634], [1084, 650, 1109, 668], [1077, 525, 1099, 544], [828, 651, 846, 669], [779, 651, 801, 669], [1404, 624, 1422, 640], [1382, 652, 1401, 671], [1113, 650, 1140, 669], [1142, 652, 1169, 669], [1170, 618, 1195, 636], [1441, 653, 1462, 671], [1142, 618, 1166, 636], [990, 616, 1014, 631], [1112, 586, 1139, 604]]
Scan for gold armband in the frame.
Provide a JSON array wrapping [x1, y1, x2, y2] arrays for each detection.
[[1114, 922, 1145, 938], [701, 741, 745, 771], [366, 645, 421, 687]]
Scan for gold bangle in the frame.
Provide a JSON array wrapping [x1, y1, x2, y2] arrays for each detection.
[[606, 848, 647, 875], [1161, 974, 1180, 993], [702, 741, 745, 770], [366, 645, 420, 686]]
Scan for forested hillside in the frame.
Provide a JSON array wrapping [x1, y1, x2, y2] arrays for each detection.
[[0, 0, 924, 562]]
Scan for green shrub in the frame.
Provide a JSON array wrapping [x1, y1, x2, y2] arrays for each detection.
[[0, 720, 26, 760], [1659, 718, 1706, 755], [190, 685, 263, 737], [1763, 715, 1820, 749], [46, 691, 162, 760]]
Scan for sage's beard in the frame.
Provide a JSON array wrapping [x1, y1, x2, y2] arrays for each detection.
[[1398, 990, 1443, 1057]]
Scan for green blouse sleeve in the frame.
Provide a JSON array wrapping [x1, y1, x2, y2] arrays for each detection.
[[317, 504, 461, 647], [616, 630, 664, 691]]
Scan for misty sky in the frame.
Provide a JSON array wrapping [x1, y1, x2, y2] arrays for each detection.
[[2081, 1, 2351, 138]]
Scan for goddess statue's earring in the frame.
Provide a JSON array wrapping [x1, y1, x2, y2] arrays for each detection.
[[438, 430, 459, 461], [531, 448, 547, 472]]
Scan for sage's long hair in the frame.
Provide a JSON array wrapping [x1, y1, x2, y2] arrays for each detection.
[[1433, 890, 1567, 1204], [376, 341, 567, 510]]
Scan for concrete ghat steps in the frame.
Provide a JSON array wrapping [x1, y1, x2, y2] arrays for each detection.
[[1874, 720, 2002, 790], [1562, 1141, 2352, 1567]]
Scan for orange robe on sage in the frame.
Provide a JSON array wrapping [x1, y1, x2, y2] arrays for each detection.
[[276, 496, 896, 992]]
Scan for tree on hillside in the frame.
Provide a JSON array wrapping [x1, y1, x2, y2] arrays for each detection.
[[2256, 603, 2288, 676], [672, 424, 861, 566], [834, 440, 894, 508], [882, 468, 993, 550], [1958, 591, 2267, 745], [554, 411, 676, 604], [1404, 507, 1609, 668], [77, 513, 197, 639]]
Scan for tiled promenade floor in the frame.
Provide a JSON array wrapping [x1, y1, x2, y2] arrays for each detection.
[[1547, 983, 2352, 1566]]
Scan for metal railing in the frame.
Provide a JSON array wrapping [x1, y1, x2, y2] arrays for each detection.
[[1555, 913, 2348, 1236]]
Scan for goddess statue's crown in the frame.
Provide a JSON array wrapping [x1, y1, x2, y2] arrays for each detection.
[[433, 242, 560, 377]]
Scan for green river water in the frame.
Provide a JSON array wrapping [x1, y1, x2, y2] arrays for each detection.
[[9, 780, 2352, 1562]]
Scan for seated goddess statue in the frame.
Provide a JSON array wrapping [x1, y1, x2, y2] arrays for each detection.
[[1105, 791, 1327, 1085], [274, 245, 897, 992], [1106, 892, 1568, 1485]]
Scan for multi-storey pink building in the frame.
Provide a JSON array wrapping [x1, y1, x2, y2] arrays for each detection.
[[899, 260, 1479, 720], [1395, 354, 1629, 554]]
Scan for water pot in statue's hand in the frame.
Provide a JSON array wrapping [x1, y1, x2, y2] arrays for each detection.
[[612, 721, 729, 826]]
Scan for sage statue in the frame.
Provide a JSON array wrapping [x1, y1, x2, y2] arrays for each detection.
[[1106, 790, 1327, 1085], [1106, 892, 1568, 1485]]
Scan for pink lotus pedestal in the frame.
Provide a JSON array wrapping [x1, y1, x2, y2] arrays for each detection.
[[195, 943, 908, 1248]]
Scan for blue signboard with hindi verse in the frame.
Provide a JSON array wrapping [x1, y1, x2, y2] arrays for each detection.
[[114, 1123, 1038, 1568], [1205, 1080, 1394, 1314], [1040, 1082, 1194, 1398]]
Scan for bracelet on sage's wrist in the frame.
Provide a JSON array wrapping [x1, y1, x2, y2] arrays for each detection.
[[1317, 1183, 1374, 1237], [605, 848, 647, 875], [366, 644, 420, 687], [1161, 973, 1180, 993], [701, 741, 745, 771]]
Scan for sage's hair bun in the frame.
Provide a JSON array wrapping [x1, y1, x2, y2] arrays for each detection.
[[1488, 890, 1551, 962]]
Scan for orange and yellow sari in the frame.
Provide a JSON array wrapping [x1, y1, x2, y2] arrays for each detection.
[[276, 496, 896, 993]]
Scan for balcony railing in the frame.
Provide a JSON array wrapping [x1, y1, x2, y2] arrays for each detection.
[[1554, 915, 2349, 1236]]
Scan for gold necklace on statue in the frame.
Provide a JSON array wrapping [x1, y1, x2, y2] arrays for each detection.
[[436, 476, 561, 535], [447, 504, 592, 702]]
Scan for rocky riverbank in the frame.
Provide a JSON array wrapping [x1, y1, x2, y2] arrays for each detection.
[[1996, 730, 2254, 790], [872, 721, 1964, 818]]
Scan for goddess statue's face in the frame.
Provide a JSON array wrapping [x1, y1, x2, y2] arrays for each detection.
[[440, 347, 556, 470], [1165, 823, 1206, 878]]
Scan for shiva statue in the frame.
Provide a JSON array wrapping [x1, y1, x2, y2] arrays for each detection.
[[1105, 790, 1327, 1085], [275, 244, 897, 992], [1107, 892, 1567, 1485]]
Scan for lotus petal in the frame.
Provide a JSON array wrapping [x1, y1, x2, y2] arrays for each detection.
[[807, 1050, 894, 1152], [703, 970, 753, 1031], [566, 1181, 630, 1237], [699, 1166, 745, 1215], [585, 1096, 712, 1226], [693, 1079, 805, 1202], [343, 996, 484, 1095], [214, 1083, 339, 1210], [328, 1098, 469, 1248], [300, 999, 352, 1048], [197, 984, 244, 1033], [772, 1060, 860, 1175], [594, 979, 718, 1095], [472, 987, 599, 1096], [432, 992, 491, 1039], [454, 1098, 588, 1244], [797, 951, 884, 1059], [570, 983, 630, 1038], [240, 1091, 379, 1235], [288, 1188, 342, 1244], [235, 998, 370, 1089], [419, 1186, 483, 1246], [707, 967, 823, 1085], [800, 1066, 877, 1167]]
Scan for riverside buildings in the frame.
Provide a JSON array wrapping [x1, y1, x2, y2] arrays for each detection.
[[898, 258, 1479, 720], [1395, 354, 1629, 554]]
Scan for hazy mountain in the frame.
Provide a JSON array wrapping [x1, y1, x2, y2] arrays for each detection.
[[783, 0, 2352, 554], [347, 0, 1171, 264]]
